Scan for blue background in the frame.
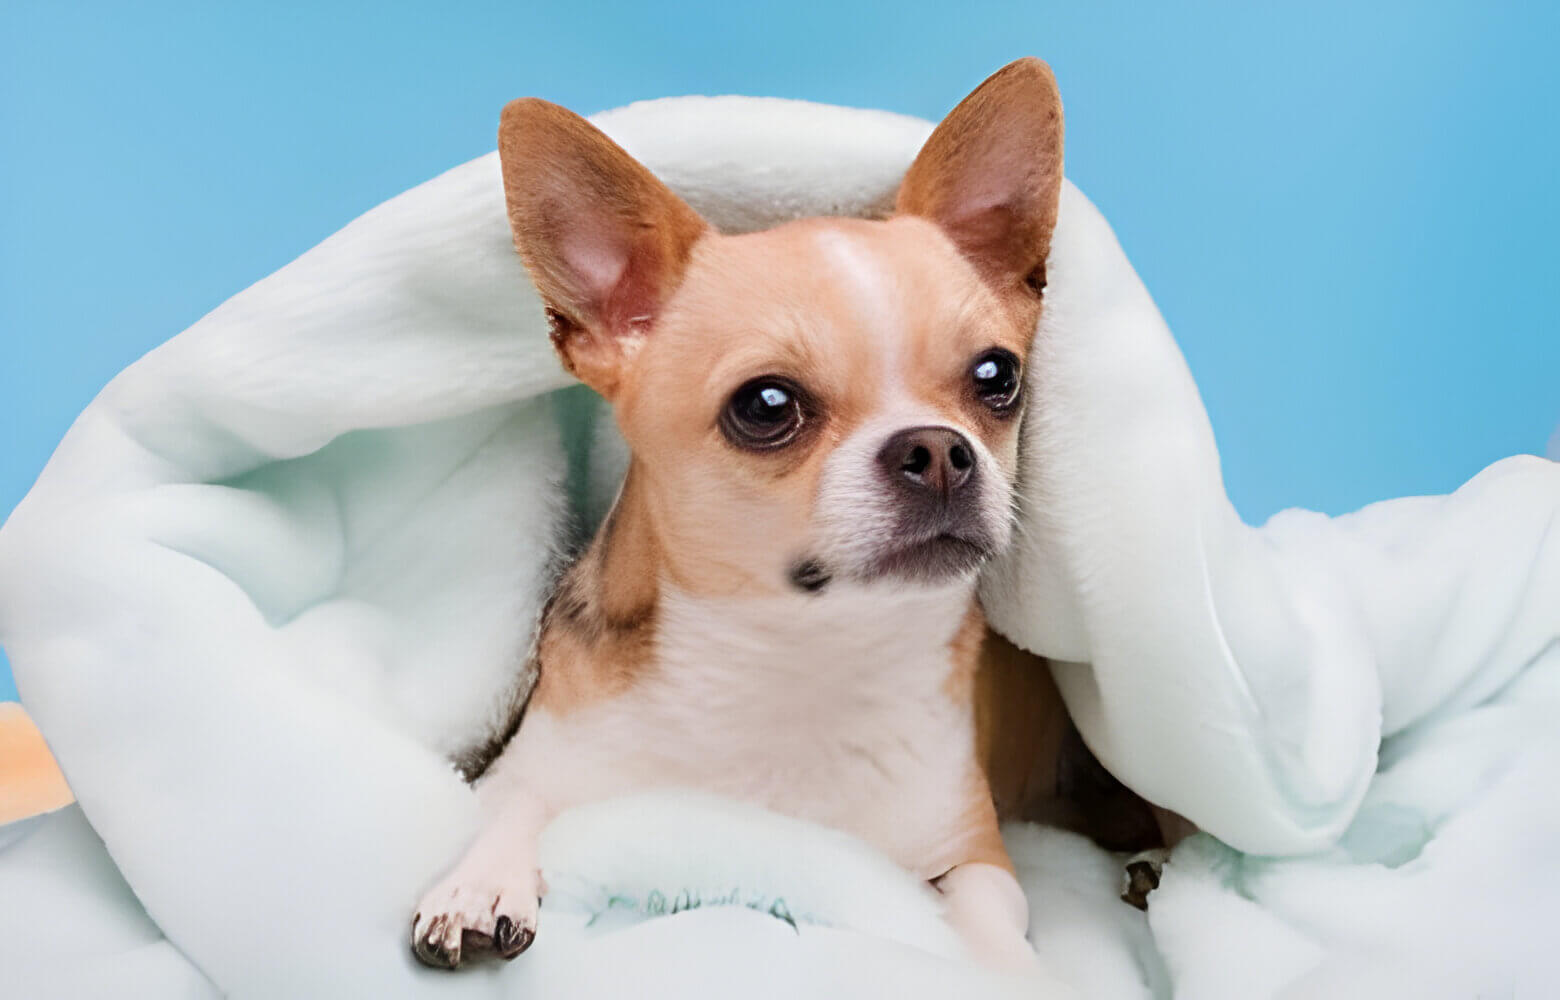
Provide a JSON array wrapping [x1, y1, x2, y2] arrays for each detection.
[[2, 1, 1556, 702]]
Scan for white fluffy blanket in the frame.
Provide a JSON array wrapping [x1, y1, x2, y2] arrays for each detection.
[[0, 96, 1556, 1000]]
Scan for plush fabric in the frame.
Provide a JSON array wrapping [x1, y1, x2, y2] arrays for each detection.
[[0, 95, 1555, 999]]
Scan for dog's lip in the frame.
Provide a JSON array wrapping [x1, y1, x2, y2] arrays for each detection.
[[916, 532, 988, 552], [907, 526, 991, 549], [865, 530, 994, 581]]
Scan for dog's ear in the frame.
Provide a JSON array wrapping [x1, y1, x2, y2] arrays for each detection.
[[499, 99, 710, 399], [896, 58, 1064, 301]]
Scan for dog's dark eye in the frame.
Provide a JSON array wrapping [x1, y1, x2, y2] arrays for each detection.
[[721, 377, 807, 450], [971, 349, 1022, 412]]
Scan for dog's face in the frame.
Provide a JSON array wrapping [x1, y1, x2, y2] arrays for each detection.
[[500, 59, 1063, 598], [618, 215, 1038, 594]]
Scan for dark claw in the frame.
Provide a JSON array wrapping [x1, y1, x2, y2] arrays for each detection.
[[494, 915, 535, 959], [1120, 859, 1162, 911], [412, 916, 460, 969]]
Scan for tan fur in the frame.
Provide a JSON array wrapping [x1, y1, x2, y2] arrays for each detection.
[[531, 470, 661, 714], [897, 58, 1064, 308], [498, 97, 711, 398], [975, 631, 1071, 820]]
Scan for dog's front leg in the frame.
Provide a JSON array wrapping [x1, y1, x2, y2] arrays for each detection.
[[411, 788, 549, 969], [936, 861, 1036, 970], [936, 860, 1079, 996]]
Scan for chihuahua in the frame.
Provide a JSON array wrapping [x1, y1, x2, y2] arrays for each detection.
[[412, 58, 1153, 975]]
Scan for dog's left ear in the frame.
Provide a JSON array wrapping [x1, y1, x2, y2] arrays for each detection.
[[498, 98, 711, 399], [897, 57, 1064, 299]]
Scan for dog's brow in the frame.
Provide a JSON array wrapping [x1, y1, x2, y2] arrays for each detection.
[[810, 226, 914, 410], [812, 228, 902, 342]]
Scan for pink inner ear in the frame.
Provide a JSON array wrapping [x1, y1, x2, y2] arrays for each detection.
[[606, 243, 662, 332], [944, 197, 1030, 283], [948, 145, 1038, 233], [559, 221, 631, 319], [556, 216, 667, 336]]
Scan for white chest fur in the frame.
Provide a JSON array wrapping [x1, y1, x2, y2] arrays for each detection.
[[483, 581, 984, 878]]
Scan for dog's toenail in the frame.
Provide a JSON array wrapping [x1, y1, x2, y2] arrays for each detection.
[[494, 916, 534, 959]]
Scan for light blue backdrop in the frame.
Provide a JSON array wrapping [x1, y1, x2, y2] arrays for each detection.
[[2, 1, 1556, 702]]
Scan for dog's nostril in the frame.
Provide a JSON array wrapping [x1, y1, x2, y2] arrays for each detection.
[[878, 426, 977, 495], [902, 445, 932, 477]]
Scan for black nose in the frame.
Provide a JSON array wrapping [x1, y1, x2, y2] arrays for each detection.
[[877, 426, 976, 498]]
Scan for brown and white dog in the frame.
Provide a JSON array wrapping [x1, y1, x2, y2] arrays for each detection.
[[411, 58, 1164, 976]]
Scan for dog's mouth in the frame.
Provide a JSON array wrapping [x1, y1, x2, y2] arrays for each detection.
[[864, 531, 994, 584], [788, 532, 993, 594]]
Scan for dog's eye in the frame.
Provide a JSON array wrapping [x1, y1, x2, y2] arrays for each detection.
[[721, 377, 807, 450], [971, 350, 1022, 412]]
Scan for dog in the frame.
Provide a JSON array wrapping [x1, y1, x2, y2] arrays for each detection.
[[411, 57, 1169, 976]]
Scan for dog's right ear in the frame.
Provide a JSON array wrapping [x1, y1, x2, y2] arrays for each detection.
[[896, 58, 1064, 306], [499, 99, 710, 399]]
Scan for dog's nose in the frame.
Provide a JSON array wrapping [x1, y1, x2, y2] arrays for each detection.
[[877, 426, 976, 497]]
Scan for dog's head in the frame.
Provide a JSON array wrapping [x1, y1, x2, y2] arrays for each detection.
[[499, 59, 1063, 598]]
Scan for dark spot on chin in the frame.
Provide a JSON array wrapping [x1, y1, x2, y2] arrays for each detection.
[[788, 558, 832, 594]]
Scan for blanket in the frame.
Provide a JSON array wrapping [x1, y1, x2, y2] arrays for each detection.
[[0, 95, 1556, 999]]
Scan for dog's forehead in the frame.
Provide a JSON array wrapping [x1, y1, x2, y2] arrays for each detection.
[[760, 215, 980, 313], [671, 217, 998, 366], [807, 224, 909, 344]]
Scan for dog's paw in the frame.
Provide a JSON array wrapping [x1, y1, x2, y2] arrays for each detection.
[[411, 869, 541, 969], [1120, 847, 1170, 911]]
